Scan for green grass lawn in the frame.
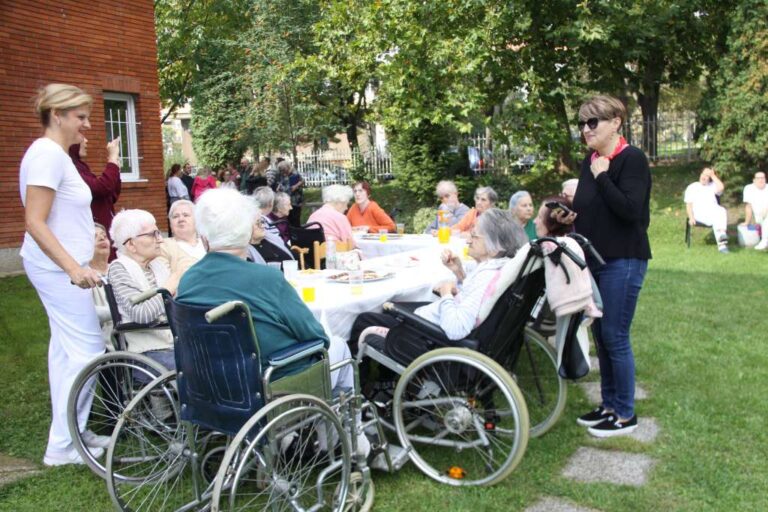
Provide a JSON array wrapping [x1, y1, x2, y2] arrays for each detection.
[[1, 162, 766, 511]]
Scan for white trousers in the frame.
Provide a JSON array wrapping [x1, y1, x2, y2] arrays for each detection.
[[693, 204, 728, 239], [755, 209, 768, 242], [24, 260, 105, 453]]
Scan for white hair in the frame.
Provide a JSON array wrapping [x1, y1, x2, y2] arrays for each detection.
[[322, 184, 353, 204], [475, 186, 498, 203], [252, 186, 275, 211], [195, 188, 258, 251], [110, 209, 157, 255], [435, 180, 458, 197], [273, 192, 291, 213], [508, 190, 531, 211], [476, 209, 527, 258], [168, 199, 195, 220]]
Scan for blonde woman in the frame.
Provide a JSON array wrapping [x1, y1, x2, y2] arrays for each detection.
[[20, 84, 108, 466]]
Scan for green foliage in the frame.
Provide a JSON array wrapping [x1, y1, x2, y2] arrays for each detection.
[[700, 0, 768, 177], [412, 207, 437, 234]]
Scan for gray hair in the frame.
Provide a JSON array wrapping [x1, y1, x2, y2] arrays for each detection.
[[168, 199, 195, 220], [322, 184, 354, 204], [475, 186, 498, 203], [277, 160, 293, 174], [435, 180, 458, 197], [195, 188, 258, 251], [273, 192, 291, 213], [561, 179, 578, 195], [252, 186, 275, 211], [110, 209, 157, 255], [476, 208, 527, 258], [508, 190, 531, 211]]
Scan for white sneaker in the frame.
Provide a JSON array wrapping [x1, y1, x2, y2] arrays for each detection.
[[754, 239, 768, 250], [43, 445, 104, 467], [81, 429, 111, 449]]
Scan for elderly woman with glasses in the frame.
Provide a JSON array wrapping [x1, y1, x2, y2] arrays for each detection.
[[107, 209, 183, 370], [349, 209, 527, 356], [570, 95, 651, 438], [424, 180, 470, 234], [451, 186, 498, 237]]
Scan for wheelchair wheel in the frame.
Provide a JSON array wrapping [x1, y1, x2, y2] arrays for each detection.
[[211, 394, 352, 512], [509, 327, 567, 437], [393, 347, 529, 486], [106, 371, 194, 512], [336, 471, 374, 512], [67, 351, 166, 479]]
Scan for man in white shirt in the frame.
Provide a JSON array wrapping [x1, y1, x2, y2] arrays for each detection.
[[741, 171, 768, 250], [684, 167, 729, 253]]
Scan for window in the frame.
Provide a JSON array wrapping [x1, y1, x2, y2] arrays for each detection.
[[104, 93, 141, 180]]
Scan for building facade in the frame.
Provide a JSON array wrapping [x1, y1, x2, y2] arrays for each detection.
[[0, 1, 166, 273]]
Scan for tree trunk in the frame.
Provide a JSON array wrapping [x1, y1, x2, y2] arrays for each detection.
[[637, 56, 664, 158], [553, 95, 576, 173], [346, 120, 359, 150]]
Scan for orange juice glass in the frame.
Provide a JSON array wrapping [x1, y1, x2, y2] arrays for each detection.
[[301, 286, 316, 303]]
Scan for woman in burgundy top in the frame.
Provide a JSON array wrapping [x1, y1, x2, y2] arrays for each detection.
[[68, 136, 121, 260]]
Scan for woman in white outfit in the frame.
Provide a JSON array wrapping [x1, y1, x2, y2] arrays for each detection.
[[20, 84, 108, 466], [684, 167, 729, 253]]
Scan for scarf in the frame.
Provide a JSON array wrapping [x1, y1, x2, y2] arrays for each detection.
[[590, 136, 628, 163]]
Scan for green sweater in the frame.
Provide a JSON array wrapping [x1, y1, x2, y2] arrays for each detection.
[[176, 252, 329, 373], [524, 219, 537, 241]]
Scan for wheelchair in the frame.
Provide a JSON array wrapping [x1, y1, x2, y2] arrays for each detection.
[[67, 281, 172, 479], [104, 290, 374, 512]]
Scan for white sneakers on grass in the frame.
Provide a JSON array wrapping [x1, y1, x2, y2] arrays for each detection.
[[43, 430, 110, 467], [754, 239, 768, 251]]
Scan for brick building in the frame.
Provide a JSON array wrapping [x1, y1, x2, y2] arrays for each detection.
[[0, 1, 166, 273]]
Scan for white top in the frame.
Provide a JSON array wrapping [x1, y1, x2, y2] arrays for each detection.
[[684, 181, 720, 207], [177, 239, 206, 259], [19, 137, 95, 271], [743, 183, 768, 212], [167, 176, 189, 199]]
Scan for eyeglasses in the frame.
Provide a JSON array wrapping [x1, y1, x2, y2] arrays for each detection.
[[577, 117, 603, 131], [124, 230, 162, 245]]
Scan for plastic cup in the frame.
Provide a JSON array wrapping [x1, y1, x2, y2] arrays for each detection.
[[301, 286, 316, 303], [379, 229, 388, 242], [396, 223, 405, 235], [267, 262, 282, 272], [349, 270, 364, 296], [283, 260, 299, 280], [438, 226, 451, 244], [462, 245, 470, 260]]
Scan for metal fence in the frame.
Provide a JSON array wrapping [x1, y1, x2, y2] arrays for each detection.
[[295, 148, 393, 188], [293, 112, 699, 186]]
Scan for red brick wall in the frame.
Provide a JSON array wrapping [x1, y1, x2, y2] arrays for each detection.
[[0, 0, 167, 250]]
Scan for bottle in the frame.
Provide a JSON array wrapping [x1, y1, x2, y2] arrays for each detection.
[[437, 210, 450, 244], [326, 239, 337, 270]]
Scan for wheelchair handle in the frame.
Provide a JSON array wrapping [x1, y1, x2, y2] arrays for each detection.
[[383, 302, 395, 311], [535, 237, 587, 270], [205, 301, 240, 323], [129, 288, 160, 305], [567, 233, 606, 266]]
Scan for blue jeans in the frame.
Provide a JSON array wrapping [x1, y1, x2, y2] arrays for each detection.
[[590, 258, 647, 419]]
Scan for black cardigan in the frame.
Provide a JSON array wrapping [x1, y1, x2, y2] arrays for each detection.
[[572, 145, 652, 261]]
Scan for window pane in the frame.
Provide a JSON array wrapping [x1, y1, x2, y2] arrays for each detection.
[[104, 99, 133, 175]]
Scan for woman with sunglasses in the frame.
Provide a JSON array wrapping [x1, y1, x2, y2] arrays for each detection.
[[571, 95, 651, 438], [107, 209, 184, 371]]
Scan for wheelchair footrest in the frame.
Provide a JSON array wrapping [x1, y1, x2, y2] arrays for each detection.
[[369, 443, 410, 472]]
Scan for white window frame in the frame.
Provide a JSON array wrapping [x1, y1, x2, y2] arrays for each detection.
[[103, 92, 142, 181]]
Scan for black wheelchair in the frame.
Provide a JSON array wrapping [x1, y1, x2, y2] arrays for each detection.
[[66, 281, 172, 479]]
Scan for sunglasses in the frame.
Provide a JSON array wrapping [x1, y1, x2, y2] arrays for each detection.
[[577, 117, 603, 131]]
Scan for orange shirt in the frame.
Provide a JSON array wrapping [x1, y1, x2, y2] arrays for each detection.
[[346, 200, 396, 233], [452, 207, 479, 234]]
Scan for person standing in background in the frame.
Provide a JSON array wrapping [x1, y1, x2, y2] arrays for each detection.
[[68, 136, 121, 260], [20, 84, 108, 466], [180, 162, 194, 199]]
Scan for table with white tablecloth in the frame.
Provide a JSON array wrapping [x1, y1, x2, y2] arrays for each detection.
[[354, 233, 467, 259]]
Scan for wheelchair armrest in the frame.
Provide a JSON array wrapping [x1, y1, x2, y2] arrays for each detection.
[[383, 302, 449, 340], [114, 321, 169, 333], [268, 339, 326, 368]]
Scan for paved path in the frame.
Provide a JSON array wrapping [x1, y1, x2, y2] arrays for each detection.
[[0, 454, 40, 487]]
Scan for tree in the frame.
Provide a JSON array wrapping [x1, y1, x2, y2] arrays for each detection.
[[701, 0, 768, 177]]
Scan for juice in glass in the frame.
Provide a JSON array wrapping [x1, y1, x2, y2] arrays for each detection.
[[437, 226, 451, 244], [301, 286, 316, 303], [379, 229, 388, 242]]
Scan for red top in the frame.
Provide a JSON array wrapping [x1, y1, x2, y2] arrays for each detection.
[[346, 200, 396, 233], [192, 175, 217, 201]]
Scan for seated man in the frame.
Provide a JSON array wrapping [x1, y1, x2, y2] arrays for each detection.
[[684, 167, 729, 253], [176, 188, 352, 389], [741, 171, 768, 250], [349, 209, 527, 356]]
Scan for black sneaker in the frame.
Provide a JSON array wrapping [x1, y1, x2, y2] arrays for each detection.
[[576, 406, 613, 427], [588, 415, 638, 438]]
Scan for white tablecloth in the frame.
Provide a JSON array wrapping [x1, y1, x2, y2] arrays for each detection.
[[296, 247, 458, 344], [354, 233, 465, 259]]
